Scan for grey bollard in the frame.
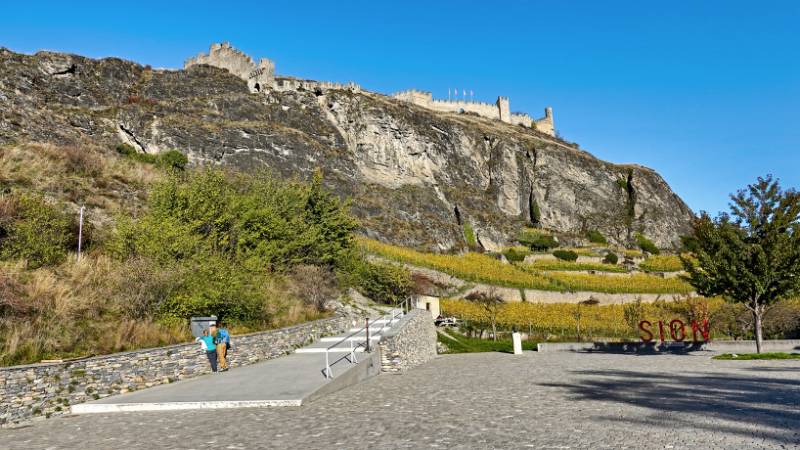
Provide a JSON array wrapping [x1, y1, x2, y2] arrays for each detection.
[[512, 332, 523, 355]]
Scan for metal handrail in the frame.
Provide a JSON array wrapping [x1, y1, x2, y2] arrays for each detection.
[[323, 297, 412, 378]]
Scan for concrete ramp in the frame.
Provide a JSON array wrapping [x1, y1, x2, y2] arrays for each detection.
[[73, 350, 380, 413], [71, 315, 401, 414]]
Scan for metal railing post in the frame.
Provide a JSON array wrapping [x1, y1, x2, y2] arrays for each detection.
[[325, 350, 331, 379], [365, 318, 370, 353]]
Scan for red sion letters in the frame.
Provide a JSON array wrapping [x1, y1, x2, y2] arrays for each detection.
[[638, 319, 710, 343]]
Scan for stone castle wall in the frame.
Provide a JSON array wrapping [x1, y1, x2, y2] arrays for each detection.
[[185, 42, 275, 93], [183, 43, 555, 135], [392, 89, 555, 136], [379, 309, 437, 373], [0, 315, 352, 427], [273, 77, 362, 94]]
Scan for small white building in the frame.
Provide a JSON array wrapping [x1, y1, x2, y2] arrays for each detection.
[[415, 295, 441, 319]]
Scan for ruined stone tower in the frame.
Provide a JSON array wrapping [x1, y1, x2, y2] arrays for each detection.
[[496, 97, 511, 123], [184, 42, 274, 93]]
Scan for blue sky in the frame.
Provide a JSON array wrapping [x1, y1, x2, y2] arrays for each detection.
[[2, 1, 798, 215]]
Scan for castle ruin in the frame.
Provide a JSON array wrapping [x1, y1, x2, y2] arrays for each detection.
[[184, 43, 554, 136], [391, 90, 554, 136], [185, 42, 275, 93]]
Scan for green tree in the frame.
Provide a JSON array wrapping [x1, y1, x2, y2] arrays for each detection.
[[681, 176, 800, 353], [0, 194, 75, 268]]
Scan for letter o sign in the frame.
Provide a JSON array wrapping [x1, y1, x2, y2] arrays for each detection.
[[669, 319, 686, 342]]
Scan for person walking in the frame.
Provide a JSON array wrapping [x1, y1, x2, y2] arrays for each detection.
[[195, 329, 218, 372], [210, 322, 231, 372]]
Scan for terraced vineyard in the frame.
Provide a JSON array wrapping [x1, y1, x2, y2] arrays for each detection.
[[522, 260, 629, 273], [440, 298, 725, 338], [639, 254, 685, 272], [361, 238, 562, 290], [544, 271, 692, 294], [360, 238, 693, 294]]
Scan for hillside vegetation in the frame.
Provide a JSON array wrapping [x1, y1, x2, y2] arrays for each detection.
[[361, 238, 693, 294], [0, 143, 409, 365], [442, 297, 800, 341]]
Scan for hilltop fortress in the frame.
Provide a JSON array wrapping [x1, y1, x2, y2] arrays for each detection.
[[185, 43, 555, 136], [391, 90, 554, 136]]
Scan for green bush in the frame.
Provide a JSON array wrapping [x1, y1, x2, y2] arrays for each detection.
[[602, 252, 618, 265], [502, 247, 529, 263], [518, 230, 558, 251], [586, 230, 607, 245], [635, 233, 660, 255], [0, 194, 76, 268], [552, 249, 579, 262], [463, 222, 477, 248], [346, 259, 412, 305], [109, 168, 359, 321], [116, 144, 188, 171], [157, 150, 188, 171]]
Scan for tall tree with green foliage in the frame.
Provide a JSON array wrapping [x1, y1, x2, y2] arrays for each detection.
[[681, 176, 800, 353]]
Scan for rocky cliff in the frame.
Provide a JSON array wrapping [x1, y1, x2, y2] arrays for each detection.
[[0, 47, 693, 250]]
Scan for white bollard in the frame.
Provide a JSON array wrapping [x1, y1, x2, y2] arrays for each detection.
[[512, 332, 523, 355]]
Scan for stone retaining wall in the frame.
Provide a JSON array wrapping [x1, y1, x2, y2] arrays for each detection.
[[379, 309, 437, 373], [0, 315, 352, 427]]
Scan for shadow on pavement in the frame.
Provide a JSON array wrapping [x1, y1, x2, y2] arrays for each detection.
[[540, 368, 800, 445]]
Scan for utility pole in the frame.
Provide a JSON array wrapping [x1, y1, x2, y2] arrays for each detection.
[[77, 206, 85, 261]]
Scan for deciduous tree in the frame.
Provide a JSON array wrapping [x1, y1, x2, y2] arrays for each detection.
[[681, 176, 800, 353]]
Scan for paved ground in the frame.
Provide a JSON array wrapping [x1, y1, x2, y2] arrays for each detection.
[[2, 352, 799, 449]]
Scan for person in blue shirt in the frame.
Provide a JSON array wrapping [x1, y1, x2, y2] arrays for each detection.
[[210, 323, 231, 372], [195, 329, 217, 372]]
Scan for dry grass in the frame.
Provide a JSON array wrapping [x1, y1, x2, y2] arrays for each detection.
[[0, 142, 160, 223], [0, 254, 331, 366]]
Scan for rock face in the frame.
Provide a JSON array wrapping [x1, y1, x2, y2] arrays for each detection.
[[0, 47, 693, 249]]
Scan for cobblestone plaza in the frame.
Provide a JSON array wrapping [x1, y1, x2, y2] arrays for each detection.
[[2, 352, 799, 449]]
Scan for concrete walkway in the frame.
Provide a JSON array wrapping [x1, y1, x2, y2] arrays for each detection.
[[72, 317, 401, 414]]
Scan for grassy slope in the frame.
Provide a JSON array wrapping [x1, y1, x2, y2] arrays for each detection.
[[437, 330, 538, 354], [0, 142, 326, 365]]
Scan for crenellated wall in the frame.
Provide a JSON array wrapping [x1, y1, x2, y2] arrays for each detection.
[[183, 43, 556, 136], [185, 42, 275, 93], [273, 77, 362, 94], [392, 89, 555, 136]]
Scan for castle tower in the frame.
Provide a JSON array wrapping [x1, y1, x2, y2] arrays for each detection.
[[534, 107, 555, 136], [185, 42, 275, 94], [496, 96, 511, 123]]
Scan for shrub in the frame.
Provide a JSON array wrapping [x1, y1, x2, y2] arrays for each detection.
[[157, 150, 188, 171], [108, 168, 358, 323], [463, 222, 477, 248], [111, 169, 357, 271], [0, 194, 75, 268], [518, 230, 558, 251], [602, 252, 619, 265], [347, 259, 413, 305], [116, 144, 188, 171], [62, 146, 104, 177], [635, 233, 660, 255], [586, 230, 607, 245], [552, 250, 579, 262], [502, 247, 529, 263], [288, 264, 338, 311]]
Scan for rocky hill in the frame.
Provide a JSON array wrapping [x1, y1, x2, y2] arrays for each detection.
[[0, 46, 693, 250]]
